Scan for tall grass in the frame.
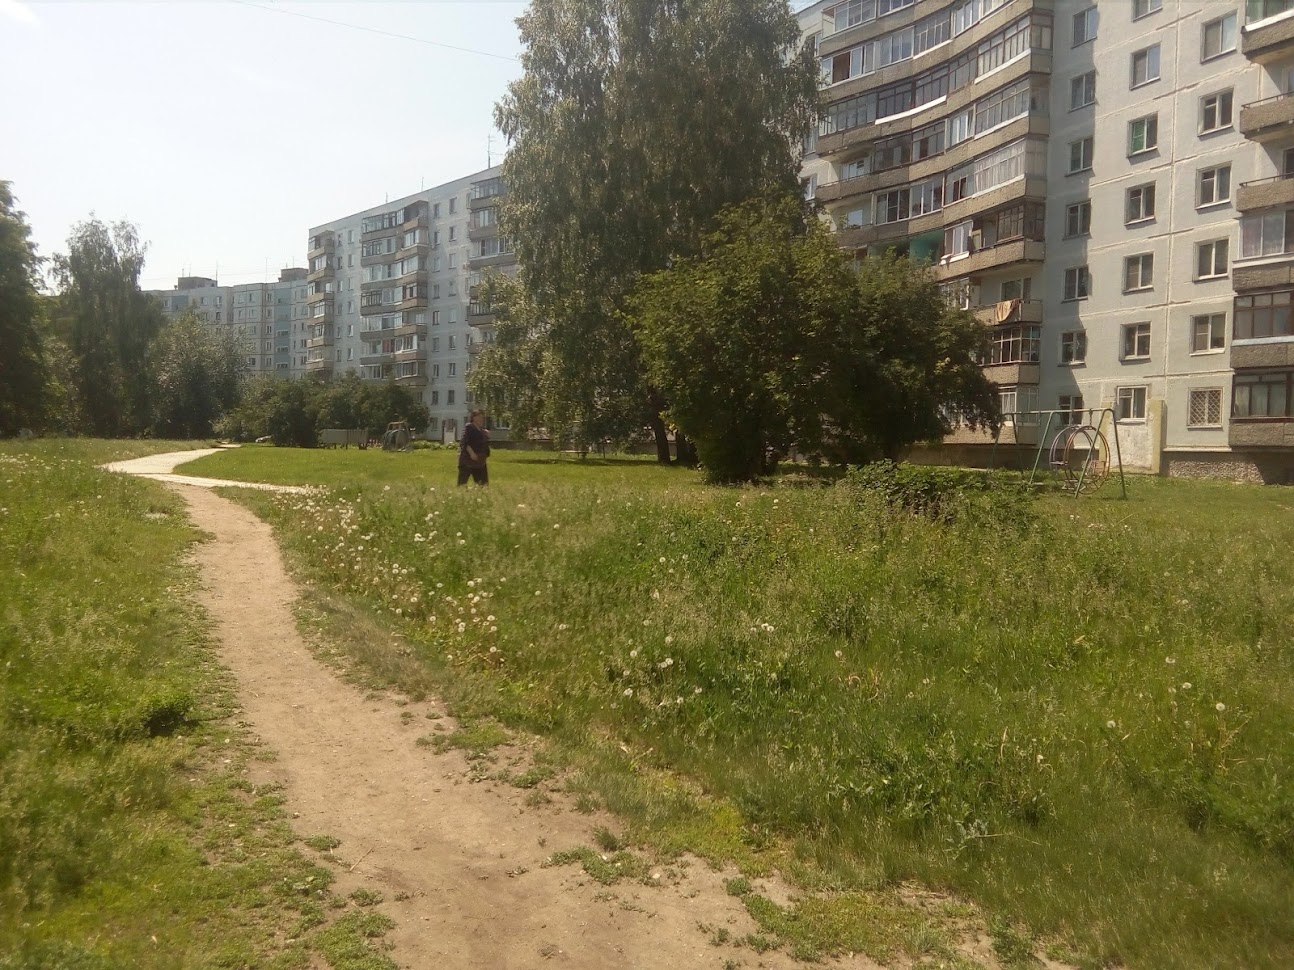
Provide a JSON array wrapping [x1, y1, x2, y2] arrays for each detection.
[[0, 443, 346, 968], [228, 449, 1294, 970]]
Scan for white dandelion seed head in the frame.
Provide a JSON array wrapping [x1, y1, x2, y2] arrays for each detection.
[[1216, 702, 1227, 712], [664, 635, 674, 646], [623, 688, 633, 697], [1106, 720, 1117, 729]]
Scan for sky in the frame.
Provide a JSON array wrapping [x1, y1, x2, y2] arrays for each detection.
[[0, 0, 529, 290]]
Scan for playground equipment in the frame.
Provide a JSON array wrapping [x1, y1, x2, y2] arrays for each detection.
[[988, 407, 1127, 499], [381, 420, 413, 452]]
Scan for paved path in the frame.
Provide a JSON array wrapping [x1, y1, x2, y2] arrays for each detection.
[[102, 448, 316, 494]]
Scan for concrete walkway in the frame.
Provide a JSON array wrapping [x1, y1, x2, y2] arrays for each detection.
[[102, 448, 316, 494]]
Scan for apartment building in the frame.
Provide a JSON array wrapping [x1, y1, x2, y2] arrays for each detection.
[[303, 166, 516, 439], [148, 268, 310, 377], [801, 0, 1294, 482]]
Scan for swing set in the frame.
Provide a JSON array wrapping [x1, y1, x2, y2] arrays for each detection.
[[987, 407, 1128, 499]]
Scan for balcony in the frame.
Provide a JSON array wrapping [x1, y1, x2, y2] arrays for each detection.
[[1237, 173, 1294, 211], [468, 221, 498, 242], [469, 181, 505, 210], [307, 302, 335, 323], [395, 372, 429, 386], [306, 287, 333, 305], [306, 333, 334, 350], [1240, 91, 1294, 141], [1230, 420, 1294, 447], [1233, 260, 1294, 291], [1242, 9, 1294, 63], [1231, 339, 1294, 370], [306, 264, 335, 284], [982, 362, 1040, 385], [307, 235, 335, 259], [468, 302, 497, 325], [305, 358, 334, 375], [468, 250, 518, 271], [932, 238, 1044, 282], [399, 208, 429, 232], [973, 299, 1043, 327]]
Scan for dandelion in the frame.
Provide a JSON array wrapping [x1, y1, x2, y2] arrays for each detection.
[[456, 532, 462, 537], [458, 539, 466, 546], [834, 650, 843, 659], [1216, 702, 1227, 713], [651, 590, 661, 600], [490, 626, 498, 633], [553, 523, 561, 530], [534, 590, 541, 597], [489, 646, 498, 654], [487, 614, 495, 622], [558, 623, 568, 631], [623, 688, 633, 697], [467, 580, 475, 588], [1165, 657, 1176, 665], [659, 557, 666, 564], [642, 618, 651, 626], [629, 649, 638, 658], [1182, 682, 1192, 690], [693, 686, 703, 695], [660, 658, 674, 669], [664, 635, 674, 646], [1106, 720, 1117, 729]]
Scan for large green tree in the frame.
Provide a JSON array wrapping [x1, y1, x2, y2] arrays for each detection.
[[632, 197, 1001, 482], [0, 183, 49, 435], [481, 0, 819, 461], [148, 309, 249, 438], [52, 218, 163, 436]]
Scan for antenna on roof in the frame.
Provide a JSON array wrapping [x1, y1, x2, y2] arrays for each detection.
[[487, 133, 494, 168]]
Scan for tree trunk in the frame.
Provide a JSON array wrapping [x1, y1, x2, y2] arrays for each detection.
[[674, 431, 699, 467], [649, 412, 672, 464]]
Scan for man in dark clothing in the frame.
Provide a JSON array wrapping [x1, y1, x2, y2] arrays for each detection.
[[457, 409, 491, 486]]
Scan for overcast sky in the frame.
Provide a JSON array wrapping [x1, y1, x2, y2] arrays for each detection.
[[0, 0, 528, 290]]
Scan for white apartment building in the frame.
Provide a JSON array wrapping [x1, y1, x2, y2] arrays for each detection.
[[801, 0, 1294, 482], [148, 269, 310, 377], [303, 166, 515, 440]]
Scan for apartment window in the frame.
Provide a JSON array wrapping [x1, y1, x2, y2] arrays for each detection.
[[430, 390, 439, 405], [1122, 321, 1152, 359], [1234, 288, 1294, 338], [432, 337, 440, 353], [1117, 386, 1148, 421], [1200, 91, 1234, 133], [1131, 45, 1160, 87], [447, 390, 456, 406], [1233, 371, 1294, 418], [1064, 266, 1091, 301], [449, 226, 457, 242], [1124, 254, 1154, 292], [1060, 330, 1087, 365], [1128, 115, 1158, 155], [1070, 71, 1096, 110], [1073, 6, 1097, 45], [1127, 184, 1156, 223], [1068, 137, 1093, 174], [448, 362, 457, 377], [1000, 385, 1040, 424], [1059, 394, 1085, 425], [1198, 165, 1231, 206], [1133, 0, 1162, 19], [1001, 277, 1032, 301], [1241, 210, 1294, 259], [1202, 14, 1237, 61], [1191, 313, 1227, 353], [1188, 388, 1223, 428], [431, 310, 441, 326], [1197, 240, 1230, 279], [448, 334, 457, 350], [1065, 200, 1092, 238], [986, 325, 1041, 365]]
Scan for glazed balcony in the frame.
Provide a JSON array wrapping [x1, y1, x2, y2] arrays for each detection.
[[468, 251, 518, 271], [306, 333, 334, 351], [1237, 172, 1294, 211], [932, 238, 1044, 282], [1240, 91, 1294, 142], [306, 264, 335, 284], [307, 234, 335, 259], [1242, 7, 1294, 63], [306, 286, 333, 305], [305, 358, 334, 376], [469, 221, 499, 242], [469, 180, 505, 210]]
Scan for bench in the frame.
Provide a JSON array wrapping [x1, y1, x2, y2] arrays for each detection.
[[559, 449, 588, 460]]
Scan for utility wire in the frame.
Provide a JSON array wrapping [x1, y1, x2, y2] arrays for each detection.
[[224, 0, 520, 63]]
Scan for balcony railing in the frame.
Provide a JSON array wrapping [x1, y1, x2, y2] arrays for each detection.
[[1240, 90, 1294, 139], [1238, 171, 1294, 211]]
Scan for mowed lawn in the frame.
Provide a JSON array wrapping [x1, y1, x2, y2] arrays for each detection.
[[187, 446, 1294, 967]]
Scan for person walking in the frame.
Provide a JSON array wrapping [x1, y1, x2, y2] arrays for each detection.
[[457, 409, 491, 486]]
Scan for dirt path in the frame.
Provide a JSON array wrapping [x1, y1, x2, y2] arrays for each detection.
[[102, 448, 315, 493], [172, 483, 896, 970]]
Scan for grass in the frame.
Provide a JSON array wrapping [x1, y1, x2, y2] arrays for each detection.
[[0, 439, 393, 969], [194, 444, 1294, 969]]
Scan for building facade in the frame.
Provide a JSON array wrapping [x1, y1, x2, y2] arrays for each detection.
[[303, 166, 516, 439], [802, 0, 1294, 482], [148, 268, 310, 378]]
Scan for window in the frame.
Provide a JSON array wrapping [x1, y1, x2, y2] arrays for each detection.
[[430, 390, 439, 405], [1061, 330, 1087, 364], [1068, 137, 1093, 174], [1065, 200, 1092, 238], [1192, 313, 1227, 353], [1131, 45, 1160, 87], [1241, 210, 1294, 259], [448, 335, 457, 350], [1200, 91, 1234, 134], [1128, 115, 1158, 155], [1188, 389, 1223, 428], [449, 198, 457, 214], [1124, 254, 1154, 291], [1059, 394, 1085, 424], [448, 362, 457, 377], [1133, 0, 1161, 19], [985, 325, 1041, 365], [1127, 184, 1156, 223], [1117, 386, 1148, 421], [999, 385, 1040, 424], [1202, 14, 1237, 60], [432, 337, 440, 353], [1064, 266, 1091, 301], [1122, 321, 1152, 359], [1197, 240, 1229, 279], [1233, 371, 1294, 418], [1001, 277, 1032, 301], [1234, 288, 1294, 338], [1070, 71, 1096, 110], [1198, 165, 1231, 206], [447, 390, 456, 406], [1073, 6, 1097, 45]]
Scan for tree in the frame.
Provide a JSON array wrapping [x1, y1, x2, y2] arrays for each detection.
[[0, 182, 49, 435], [148, 309, 249, 438], [482, 0, 819, 461], [631, 196, 1001, 483], [51, 218, 163, 436]]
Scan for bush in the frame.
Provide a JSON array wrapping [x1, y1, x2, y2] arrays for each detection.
[[843, 460, 1032, 525], [218, 376, 431, 447]]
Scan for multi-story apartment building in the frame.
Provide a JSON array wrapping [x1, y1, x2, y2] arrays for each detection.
[[303, 166, 516, 439], [801, 0, 1294, 482], [148, 268, 309, 377]]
